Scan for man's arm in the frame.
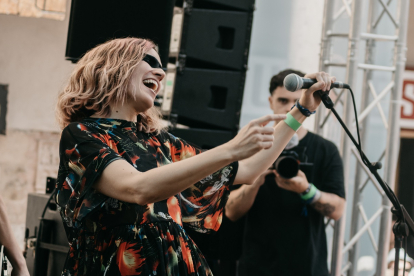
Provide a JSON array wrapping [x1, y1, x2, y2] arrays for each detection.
[[225, 170, 273, 221], [274, 170, 345, 220], [310, 190, 345, 220], [0, 196, 30, 276]]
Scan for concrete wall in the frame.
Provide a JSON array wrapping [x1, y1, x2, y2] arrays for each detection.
[[0, 4, 74, 132], [0, 0, 73, 249]]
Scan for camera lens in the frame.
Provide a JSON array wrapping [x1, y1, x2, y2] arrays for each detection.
[[274, 156, 299, 179]]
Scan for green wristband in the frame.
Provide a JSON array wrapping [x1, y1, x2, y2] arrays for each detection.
[[284, 112, 302, 132], [300, 184, 317, 200]]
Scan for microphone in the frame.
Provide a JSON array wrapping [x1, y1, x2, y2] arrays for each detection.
[[283, 73, 350, 92]]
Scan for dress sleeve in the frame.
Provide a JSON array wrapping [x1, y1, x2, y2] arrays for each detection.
[[55, 123, 122, 240], [167, 133, 239, 234]]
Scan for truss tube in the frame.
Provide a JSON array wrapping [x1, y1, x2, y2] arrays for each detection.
[[316, 2, 347, 276], [376, 0, 411, 275], [344, 0, 365, 270], [317, 0, 336, 135], [347, 1, 377, 274]]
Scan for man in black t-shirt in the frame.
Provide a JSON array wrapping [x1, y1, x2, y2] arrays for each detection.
[[225, 69, 346, 276]]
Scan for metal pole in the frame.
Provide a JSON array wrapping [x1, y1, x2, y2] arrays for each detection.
[[376, 0, 410, 274], [339, 0, 363, 273], [347, 0, 378, 274], [316, 0, 336, 135], [317, 2, 350, 275]]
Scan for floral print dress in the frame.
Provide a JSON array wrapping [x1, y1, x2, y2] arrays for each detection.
[[55, 118, 238, 276]]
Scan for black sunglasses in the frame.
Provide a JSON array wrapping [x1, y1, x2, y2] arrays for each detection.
[[142, 54, 163, 69]]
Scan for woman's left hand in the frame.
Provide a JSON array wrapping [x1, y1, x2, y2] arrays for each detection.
[[298, 71, 336, 112]]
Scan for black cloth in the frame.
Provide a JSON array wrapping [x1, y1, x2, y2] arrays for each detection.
[[238, 132, 345, 276]]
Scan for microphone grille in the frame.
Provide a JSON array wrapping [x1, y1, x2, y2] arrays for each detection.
[[283, 73, 302, 92]]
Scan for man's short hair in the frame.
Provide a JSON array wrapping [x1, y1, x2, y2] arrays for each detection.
[[269, 69, 306, 95]]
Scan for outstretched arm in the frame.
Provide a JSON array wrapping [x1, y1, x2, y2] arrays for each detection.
[[94, 115, 282, 205], [0, 196, 29, 276], [235, 72, 335, 185], [274, 170, 345, 220], [95, 71, 335, 205]]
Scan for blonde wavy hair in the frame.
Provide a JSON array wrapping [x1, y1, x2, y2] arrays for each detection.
[[56, 37, 164, 133]]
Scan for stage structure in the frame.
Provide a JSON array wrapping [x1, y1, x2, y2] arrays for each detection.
[[316, 0, 410, 275]]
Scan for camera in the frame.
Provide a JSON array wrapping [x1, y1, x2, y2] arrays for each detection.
[[272, 150, 313, 179]]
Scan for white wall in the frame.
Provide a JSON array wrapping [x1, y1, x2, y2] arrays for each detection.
[[0, 0, 74, 133], [0, 0, 73, 253], [288, 0, 325, 74], [240, 0, 325, 130]]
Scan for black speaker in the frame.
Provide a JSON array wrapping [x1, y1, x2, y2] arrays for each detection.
[[65, 0, 175, 66], [191, 0, 255, 11], [172, 68, 245, 130], [170, 1, 254, 133], [25, 193, 69, 276], [180, 8, 253, 71]]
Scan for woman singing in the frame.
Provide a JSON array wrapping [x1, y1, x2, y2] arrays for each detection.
[[55, 37, 333, 276]]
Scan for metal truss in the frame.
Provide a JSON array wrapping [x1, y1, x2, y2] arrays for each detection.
[[316, 0, 410, 275]]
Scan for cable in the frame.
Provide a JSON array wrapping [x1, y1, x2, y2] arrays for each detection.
[[41, 190, 57, 220], [347, 87, 400, 206]]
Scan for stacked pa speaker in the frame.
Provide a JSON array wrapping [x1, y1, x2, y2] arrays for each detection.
[[170, 0, 255, 148], [65, 0, 176, 67]]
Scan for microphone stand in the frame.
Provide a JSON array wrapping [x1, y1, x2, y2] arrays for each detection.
[[317, 90, 414, 276]]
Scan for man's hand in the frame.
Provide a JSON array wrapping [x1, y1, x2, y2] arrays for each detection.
[[274, 170, 309, 194], [274, 170, 345, 220]]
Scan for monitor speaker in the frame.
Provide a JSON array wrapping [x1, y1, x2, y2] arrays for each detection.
[[25, 193, 69, 276]]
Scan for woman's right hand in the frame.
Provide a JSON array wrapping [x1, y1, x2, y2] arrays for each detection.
[[226, 114, 286, 161]]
